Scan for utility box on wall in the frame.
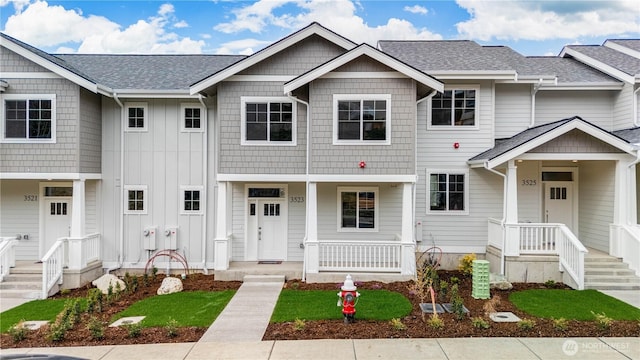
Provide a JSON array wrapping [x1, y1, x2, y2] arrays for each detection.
[[165, 226, 178, 250], [143, 226, 157, 251]]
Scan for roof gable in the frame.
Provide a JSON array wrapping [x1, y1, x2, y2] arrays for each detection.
[[561, 45, 640, 84]]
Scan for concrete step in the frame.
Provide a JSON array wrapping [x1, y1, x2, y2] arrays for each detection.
[[0, 281, 42, 290], [243, 275, 285, 283], [584, 256, 623, 263], [585, 268, 636, 276], [584, 262, 629, 269], [0, 289, 42, 299], [3, 273, 42, 282], [584, 275, 640, 284], [584, 282, 640, 290], [9, 267, 42, 275]]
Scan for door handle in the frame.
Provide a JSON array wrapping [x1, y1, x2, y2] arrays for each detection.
[[258, 227, 262, 241]]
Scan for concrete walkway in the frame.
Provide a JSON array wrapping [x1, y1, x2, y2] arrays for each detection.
[[199, 275, 285, 342]]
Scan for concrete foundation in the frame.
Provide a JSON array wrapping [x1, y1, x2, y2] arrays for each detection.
[[486, 245, 563, 285], [61, 261, 104, 290]]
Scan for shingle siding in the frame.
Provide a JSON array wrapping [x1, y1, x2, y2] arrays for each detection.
[[0, 46, 49, 72], [530, 129, 623, 153], [79, 89, 102, 173]]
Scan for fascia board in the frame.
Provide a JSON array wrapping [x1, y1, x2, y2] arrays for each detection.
[[431, 70, 516, 81], [111, 89, 197, 99], [604, 40, 640, 59], [561, 47, 636, 84], [0, 38, 98, 93], [538, 82, 624, 91], [190, 24, 356, 95]]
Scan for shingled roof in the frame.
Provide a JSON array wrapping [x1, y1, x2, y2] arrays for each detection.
[[564, 45, 640, 77]]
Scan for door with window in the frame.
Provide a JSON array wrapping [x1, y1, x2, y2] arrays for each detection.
[[544, 182, 574, 231], [247, 198, 287, 261], [43, 198, 72, 257]]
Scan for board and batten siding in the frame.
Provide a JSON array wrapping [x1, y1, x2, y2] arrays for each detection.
[[308, 77, 416, 175], [535, 91, 614, 130], [494, 84, 532, 138], [578, 160, 614, 252], [99, 99, 121, 263], [0, 180, 40, 260]]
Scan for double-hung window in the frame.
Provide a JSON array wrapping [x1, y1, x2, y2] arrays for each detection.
[[180, 186, 203, 214], [241, 97, 295, 145], [1, 94, 56, 143], [338, 187, 378, 231], [430, 87, 477, 128], [334, 94, 390, 144], [427, 170, 468, 214], [124, 185, 147, 214], [125, 102, 147, 131]]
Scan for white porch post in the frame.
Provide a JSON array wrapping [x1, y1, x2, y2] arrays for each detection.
[[401, 182, 415, 275], [68, 179, 86, 269], [610, 160, 632, 256], [503, 160, 520, 256], [306, 182, 319, 273], [214, 181, 229, 270]]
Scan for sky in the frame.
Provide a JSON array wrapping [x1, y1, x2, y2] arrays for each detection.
[[1, 0, 639, 57]]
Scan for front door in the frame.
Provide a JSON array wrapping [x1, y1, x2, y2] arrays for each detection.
[[247, 199, 286, 261], [544, 182, 574, 231], [43, 198, 72, 257]]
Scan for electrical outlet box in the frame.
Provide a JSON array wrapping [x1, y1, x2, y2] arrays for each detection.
[[165, 226, 178, 250], [143, 226, 157, 250]]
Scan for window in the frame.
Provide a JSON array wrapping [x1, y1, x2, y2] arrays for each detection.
[[125, 103, 147, 131], [428, 170, 468, 214], [181, 104, 204, 132], [124, 185, 147, 214], [430, 88, 477, 128], [338, 187, 378, 231], [1, 94, 56, 143], [181, 186, 203, 214], [334, 94, 390, 144], [241, 97, 295, 145]]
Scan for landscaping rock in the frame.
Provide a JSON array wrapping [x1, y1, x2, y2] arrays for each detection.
[[92, 274, 126, 294], [157, 277, 183, 295], [489, 273, 513, 290]]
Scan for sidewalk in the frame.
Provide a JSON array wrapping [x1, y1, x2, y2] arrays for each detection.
[[1, 337, 638, 359]]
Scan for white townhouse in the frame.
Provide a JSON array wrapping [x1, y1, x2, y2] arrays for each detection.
[[1, 23, 639, 298]]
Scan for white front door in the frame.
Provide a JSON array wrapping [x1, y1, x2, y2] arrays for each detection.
[[43, 198, 72, 257], [248, 199, 286, 261], [544, 182, 574, 231]]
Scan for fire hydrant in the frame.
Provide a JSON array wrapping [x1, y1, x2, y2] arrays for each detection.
[[337, 274, 360, 324]]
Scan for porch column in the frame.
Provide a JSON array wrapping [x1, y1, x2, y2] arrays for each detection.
[[214, 181, 229, 270], [68, 179, 86, 270], [611, 160, 634, 257], [504, 160, 520, 256], [306, 182, 319, 273], [400, 182, 415, 275]]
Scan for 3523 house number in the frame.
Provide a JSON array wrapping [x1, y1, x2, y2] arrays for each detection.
[[521, 180, 537, 186], [24, 195, 38, 201], [289, 196, 305, 203]]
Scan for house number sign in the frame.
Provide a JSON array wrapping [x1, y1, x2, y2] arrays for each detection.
[[24, 195, 38, 201], [521, 180, 537, 186], [289, 196, 305, 203]]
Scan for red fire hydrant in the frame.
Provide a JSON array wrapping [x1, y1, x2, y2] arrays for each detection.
[[337, 274, 360, 323]]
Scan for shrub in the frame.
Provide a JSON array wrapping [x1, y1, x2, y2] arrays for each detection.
[[87, 316, 105, 340], [293, 318, 306, 331], [458, 253, 476, 276], [552, 317, 568, 332], [124, 322, 142, 338], [471, 317, 490, 329], [517, 318, 536, 330], [389, 318, 406, 331], [437, 280, 449, 304], [7, 321, 28, 342], [426, 315, 444, 329], [544, 279, 556, 288], [449, 276, 460, 286], [592, 312, 612, 330], [449, 284, 466, 320], [165, 318, 179, 338], [60, 289, 71, 296], [483, 295, 501, 316], [47, 299, 82, 342], [151, 266, 158, 281], [87, 288, 103, 313]]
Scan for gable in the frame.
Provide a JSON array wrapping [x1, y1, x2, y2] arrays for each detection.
[[530, 129, 624, 154], [334, 55, 396, 73], [1, 46, 51, 73]]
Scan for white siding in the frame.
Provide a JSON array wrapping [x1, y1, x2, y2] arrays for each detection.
[[517, 161, 542, 223], [99, 99, 121, 263], [495, 84, 531, 138], [0, 180, 40, 260], [578, 161, 614, 252], [535, 91, 614, 130], [612, 84, 635, 131], [85, 180, 99, 234]]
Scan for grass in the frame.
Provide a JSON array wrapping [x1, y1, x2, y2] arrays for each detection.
[[0, 298, 81, 333], [510, 289, 640, 321], [111, 290, 235, 327], [270, 289, 412, 322]]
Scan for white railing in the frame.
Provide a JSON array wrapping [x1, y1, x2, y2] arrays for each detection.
[[0, 237, 18, 282], [487, 218, 503, 249], [318, 240, 402, 272], [518, 223, 559, 254], [42, 238, 67, 299], [556, 225, 588, 290], [617, 225, 640, 276], [68, 232, 101, 269]]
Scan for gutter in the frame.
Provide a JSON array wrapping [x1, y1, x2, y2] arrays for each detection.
[[198, 94, 209, 275], [484, 162, 507, 276], [634, 86, 640, 127], [106, 93, 125, 274], [529, 79, 543, 128]]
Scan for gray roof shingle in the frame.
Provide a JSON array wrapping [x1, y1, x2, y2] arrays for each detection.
[[607, 39, 640, 52], [613, 127, 640, 144], [565, 45, 640, 76]]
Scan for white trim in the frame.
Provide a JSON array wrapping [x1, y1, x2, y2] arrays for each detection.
[[309, 174, 417, 183], [217, 174, 307, 182], [426, 168, 470, 215], [0, 173, 101, 180], [429, 70, 517, 80], [603, 40, 640, 61], [39, 181, 72, 258], [333, 94, 391, 145], [244, 184, 289, 261], [337, 186, 379, 232], [541, 166, 579, 236], [427, 85, 479, 130], [110, 90, 197, 98], [227, 75, 296, 82], [124, 185, 148, 215], [124, 102, 148, 132], [0, 72, 62, 79], [240, 96, 297, 146], [180, 103, 205, 133], [321, 72, 407, 79], [516, 153, 631, 161], [538, 83, 624, 91], [560, 47, 636, 84], [180, 185, 204, 215], [416, 244, 487, 254], [191, 23, 356, 94], [1, 94, 57, 143]]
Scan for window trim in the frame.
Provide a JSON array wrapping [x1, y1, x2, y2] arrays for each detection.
[[426, 169, 469, 215], [337, 186, 379, 232], [180, 186, 204, 215], [333, 94, 391, 145], [427, 86, 479, 130], [180, 103, 204, 133], [125, 102, 148, 132], [240, 96, 297, 146], [124, 185, 148, 214], [1, 94, 57, 143]]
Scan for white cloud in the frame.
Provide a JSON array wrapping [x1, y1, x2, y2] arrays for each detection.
[[455, 0, 640, 41], [174, 20, 189, 28], [0, 0, 31, 13], [404, 5, 427, 15], [214, 38, 271, 54]]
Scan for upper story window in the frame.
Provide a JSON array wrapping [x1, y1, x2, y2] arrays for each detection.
[[124, 185, 147, 214], [338, 187, 378, 232], [181, 186, 203, 214], [1, 94, 56, 143], [427, 170, 468, 215], [334, 94, 391, 145], [429, 87, 477, 129], [241, 97, 295, 145], [125, 102, 147, 132], [181, 104, 204, 132]]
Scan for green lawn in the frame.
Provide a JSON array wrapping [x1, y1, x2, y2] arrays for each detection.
[[510, 289, 640, 320], [0, 298, 80, 333], [112, 290, 235, 327], [270, 289, 412, 322]]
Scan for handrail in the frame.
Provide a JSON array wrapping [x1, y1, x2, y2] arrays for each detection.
[[0, 237, 18, 282], [318, 239, 402, 272], [556, 225, 588, 290], [618, 225, 640, 276], [41, 238, 67, 299]]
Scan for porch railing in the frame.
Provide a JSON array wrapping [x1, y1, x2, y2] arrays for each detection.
[[318, 240, 402, 272], [518, 223, 559, 254], [0, 237, 18, 282], [556, 225, 588, 290], [616, 225, 640, 276], [42, 238, 67, 299], [68, 233, 101, 269]]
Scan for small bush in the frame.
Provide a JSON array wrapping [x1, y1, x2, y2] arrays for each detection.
[[293, 318, 306, 331], [426, 315, 444, 329], [7, 321, 28, 342], [544, 279, 556, 288], [458, 253, 476, 276], [87, 316, 105, 340], [449, 284, 466, 320], [517, 318, 536, 330], [165, 318, 179, 338], [592, 312, 612, 330], [437, 280, 449, 304], [124, 322, 142, 338], [449, 276, 460, 286], [389, 318, 406, 330], [151, 266, 158, 281], [483, 295, 501, 316], [552, 317, 569, 332], [60, 289, 71, 295], [471, 317, 490, 329], [87, 288, 103, 313]]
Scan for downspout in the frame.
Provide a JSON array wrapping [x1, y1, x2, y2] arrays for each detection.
[[484, 162, 507, 275], [633, 86, 640, 127], [529, 79, 543, 128], [287, 92, 309, 281], [198, 94, 209, 275], [107, 93, 125, 274], [415, 90, 438, 245]]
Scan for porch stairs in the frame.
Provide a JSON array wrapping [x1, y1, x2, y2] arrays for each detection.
[[0, 261, 42, 299], [584, 251, 640, 290]]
